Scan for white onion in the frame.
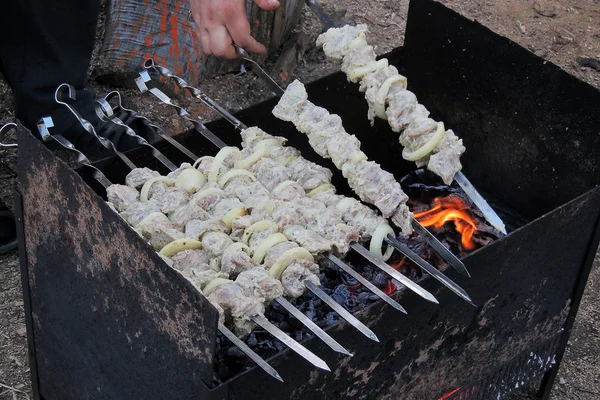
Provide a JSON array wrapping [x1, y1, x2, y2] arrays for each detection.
[[268, 247, 314, 279], [192, 155, 214, 169], [336, 197, 358, 213], [140, 177, 174, 202], [234, 148, 267, 170], [242, 220, 279, 245], [307, 183, 335, 198], [203, 278, 234, 296], [223, 242, 250, 255], [158, 238, 203, 257], [175, 168, 206, 193], [253, 138, 281, 152], [252, 233, 288, 264], [348, 32, 368, 50], [403, 122, 445, 161], [272, 180, 297, 194], [193, 187, 225, 203], [369, 224, 396, 261], [222, 207, 246, 229], [218, 169, 256, 188], [208, 147, 241, 182], [374, 75, 407, 119], [348, 59, 388, 83]]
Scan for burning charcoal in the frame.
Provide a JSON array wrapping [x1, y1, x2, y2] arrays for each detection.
[[345, 295, 358, 310], [373, 272, 389, 288], [246, 333, 258, 347], [304, 300, 316, 320], [357, 291, 379, 304], [332, 284, 351, 304], [227, 346, 247, 359]]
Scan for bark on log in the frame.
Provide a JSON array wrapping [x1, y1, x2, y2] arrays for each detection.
[[97, 0, 304, 86]]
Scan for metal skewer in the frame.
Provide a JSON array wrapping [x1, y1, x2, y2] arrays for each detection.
[[233, 45, 285, 96], [411, 220, 470, 277], [54, 84, 137, 170], [274, 296, 353, 356], [139, 64, 439, 305], [305, 0, 507, 237], [0, 123, 18, 148], [304, 280, 379, 342], [100, 91, 200, 162], [252, 314, 330, 371], [384, 235, 475, 306], [94, 97, 178, 172], [350, 243, 439, 304], [36, 117, 112, 189], [218, 323, 284, 382], [326, 254, 407, 314], [134, 78, 400, 338]]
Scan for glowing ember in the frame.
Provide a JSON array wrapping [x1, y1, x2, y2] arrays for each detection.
[[384, 280, 397, 295], [438, 387, 462, 400], [392, 256, 407, 270], [414, 195, 478, 250]]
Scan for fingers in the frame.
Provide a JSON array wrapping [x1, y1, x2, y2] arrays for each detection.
[[226, 12, 266, 55], [208, 25, 237, 59], [253, 0, 280, 11]]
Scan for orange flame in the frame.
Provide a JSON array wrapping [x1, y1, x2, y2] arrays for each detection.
[[414, 196, 477, 250], [384, 280, 397, 295], [438, 387, 462, 400]]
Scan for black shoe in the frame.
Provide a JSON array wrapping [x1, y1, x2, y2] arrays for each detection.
[[0, 208, 17, 254]]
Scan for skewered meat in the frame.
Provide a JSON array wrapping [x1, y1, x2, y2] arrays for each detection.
[[201, 231, 234, 259], [208, 283, 265, 337], [135, 212, 185, 250], [168, 201, 211, 229], [236, 267, 284, 302], [126, 167, 160, 189], [106, 184, 139, 212], [220, 250, 257, 277], [120, 201, 161, 226], [185, 218, 227, 240], [316, 24, 466, 184], [192, 182, 224, 210], [282, 225, 331, 254], [281, 259, 320, 298], [210, 198, 244, 219], [171, 249, 210, 272], [263, 241, 298, 268], [224, 180, 270, 202], [230, 215, 252, 242], [251, 158, 291, 191], [167, 162, 193, 180], [151, 187, 190, 215]]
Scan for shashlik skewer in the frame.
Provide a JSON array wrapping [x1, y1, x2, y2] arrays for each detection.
[[134, 77, 443, 305], [313, 22, 506, 235], [54, 84, 137, 170], [126, 170, 353, 361], [140, 61, 471, 278]]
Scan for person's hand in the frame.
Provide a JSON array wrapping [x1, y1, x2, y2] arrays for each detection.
[[191, 0, 280, 59]]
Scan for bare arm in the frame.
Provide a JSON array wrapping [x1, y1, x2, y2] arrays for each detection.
[[190, 0, 280, 59]]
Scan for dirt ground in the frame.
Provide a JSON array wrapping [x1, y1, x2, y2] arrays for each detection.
[[1, 0, 599, 399]]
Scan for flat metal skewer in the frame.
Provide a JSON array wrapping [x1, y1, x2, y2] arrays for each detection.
[[55, 84, 137, 170], [304, 280, 379, 342], [350, 243, 439, 304], [218, 323, 284, 382], [233, 45, 285, 96], [411, 220, 470, 277], [252, 314, 330, 371], [135, 71, 227, 149], [384, 235, 475, 306], [274, 296, 353, 356], [101, 91, 200, 162], [326, 254, 407, 314], [37, 117, 113, 189], [94, 98, 178, 172], [454, 171, 507, 235]]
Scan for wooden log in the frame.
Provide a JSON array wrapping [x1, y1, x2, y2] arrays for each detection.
[[271, 32, 309, 86], [97, 0, 304, 86]]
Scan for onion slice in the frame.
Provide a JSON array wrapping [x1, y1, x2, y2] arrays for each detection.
[[208, 147, 241, 182], [272, 180, 297, 194], [348, 59, 388, 83], [252, 233, 288, 264], [307, 183, 335, 198], [234, 148, 267, 170], [222, 207, 246, 230], [192, 155, 214, 169], [218, 169, 257, 188], [336, 197, 358, 213], [175, 168, 206, 193], [268, 247, 314, 279], [348, 32, 368, 50], [140, 177, 174, 202], [158, 238, 203, 257], [402, 122, 445, 161], [374, 75, 408, 119], [203, 278, 234, 296], [223, 242, 250, 255], [243, 220, 279, 246], [253, 138, 281, 152], [194, 187, 225, 202], [369, 224, 395, 261]]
